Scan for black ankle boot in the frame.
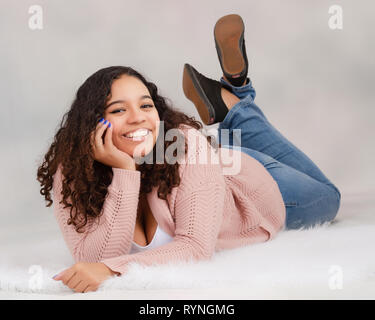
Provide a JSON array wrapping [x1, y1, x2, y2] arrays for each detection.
[[183, 63, 231, 125], [214, 14, 249, 87]]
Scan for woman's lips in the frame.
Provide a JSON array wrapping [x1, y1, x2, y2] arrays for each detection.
[[122, 130, 151, 142]]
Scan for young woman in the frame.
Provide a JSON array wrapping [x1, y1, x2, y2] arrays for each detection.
[[37, 14, 341, 293]]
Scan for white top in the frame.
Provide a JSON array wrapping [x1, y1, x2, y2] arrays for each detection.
[[130, 224, 174, 254]]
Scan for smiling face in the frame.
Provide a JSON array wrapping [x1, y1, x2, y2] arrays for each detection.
[[103, 75, 160, 159]]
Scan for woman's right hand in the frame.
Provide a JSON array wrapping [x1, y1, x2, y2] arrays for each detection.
[[90, 119, 137, 170]]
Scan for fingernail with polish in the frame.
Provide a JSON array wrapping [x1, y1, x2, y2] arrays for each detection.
[[104, 120, 107, 125], [52, 274, 58, 279], [108, 122, 111, 128], [99, 118, 104, 123]]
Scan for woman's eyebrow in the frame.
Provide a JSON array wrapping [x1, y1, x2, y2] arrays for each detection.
[[105, 95, 152, 109]]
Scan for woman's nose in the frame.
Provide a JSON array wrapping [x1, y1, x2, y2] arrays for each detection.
[[126, 107, 146, 123]]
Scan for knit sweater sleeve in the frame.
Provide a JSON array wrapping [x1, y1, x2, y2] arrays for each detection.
[[100, 130, 226, 275], [52, 165, 140, 262]]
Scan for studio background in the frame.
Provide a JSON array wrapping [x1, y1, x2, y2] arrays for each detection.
[[1, 1, 374, 253]]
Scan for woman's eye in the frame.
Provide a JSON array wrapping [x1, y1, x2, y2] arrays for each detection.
[[110, 105, 153, 114], [110, 109, 125, 114], [110, 104, 154, 113]]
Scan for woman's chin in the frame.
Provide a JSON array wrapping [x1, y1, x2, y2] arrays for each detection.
[[117, 135, 155, 161], [127, 144, 154, 160]]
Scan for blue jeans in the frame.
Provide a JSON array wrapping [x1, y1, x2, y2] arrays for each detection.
[[218, 77, 341, 230]]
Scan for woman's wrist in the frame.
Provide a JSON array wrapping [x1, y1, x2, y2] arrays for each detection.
[[114, 163, 136, 171], [101, 263, 120, 276]]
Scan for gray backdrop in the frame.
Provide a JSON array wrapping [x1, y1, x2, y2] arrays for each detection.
[[0, 0, 374, 238]]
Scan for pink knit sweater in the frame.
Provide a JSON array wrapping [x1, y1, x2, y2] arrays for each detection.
[[52, 124, 286, 275]]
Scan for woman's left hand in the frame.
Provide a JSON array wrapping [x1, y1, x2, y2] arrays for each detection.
[[53, 262, 119, 293]]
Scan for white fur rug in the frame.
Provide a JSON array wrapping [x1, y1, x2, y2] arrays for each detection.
[[1, 192, 374, 300]]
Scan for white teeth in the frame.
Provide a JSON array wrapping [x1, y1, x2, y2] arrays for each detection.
[[125, 129, 150, 138]]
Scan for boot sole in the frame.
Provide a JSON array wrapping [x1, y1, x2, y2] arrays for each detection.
[[214, 14, 245, 76], [183, 64, 215, 125]]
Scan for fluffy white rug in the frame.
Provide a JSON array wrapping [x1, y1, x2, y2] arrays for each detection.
[[1, 192, 374, 300]]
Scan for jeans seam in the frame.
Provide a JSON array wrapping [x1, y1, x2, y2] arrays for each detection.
[[285, 202, 298, 207], [293, 194, 337, 209]]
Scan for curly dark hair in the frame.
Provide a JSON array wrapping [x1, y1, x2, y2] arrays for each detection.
[[37, 66, 217, 233]]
